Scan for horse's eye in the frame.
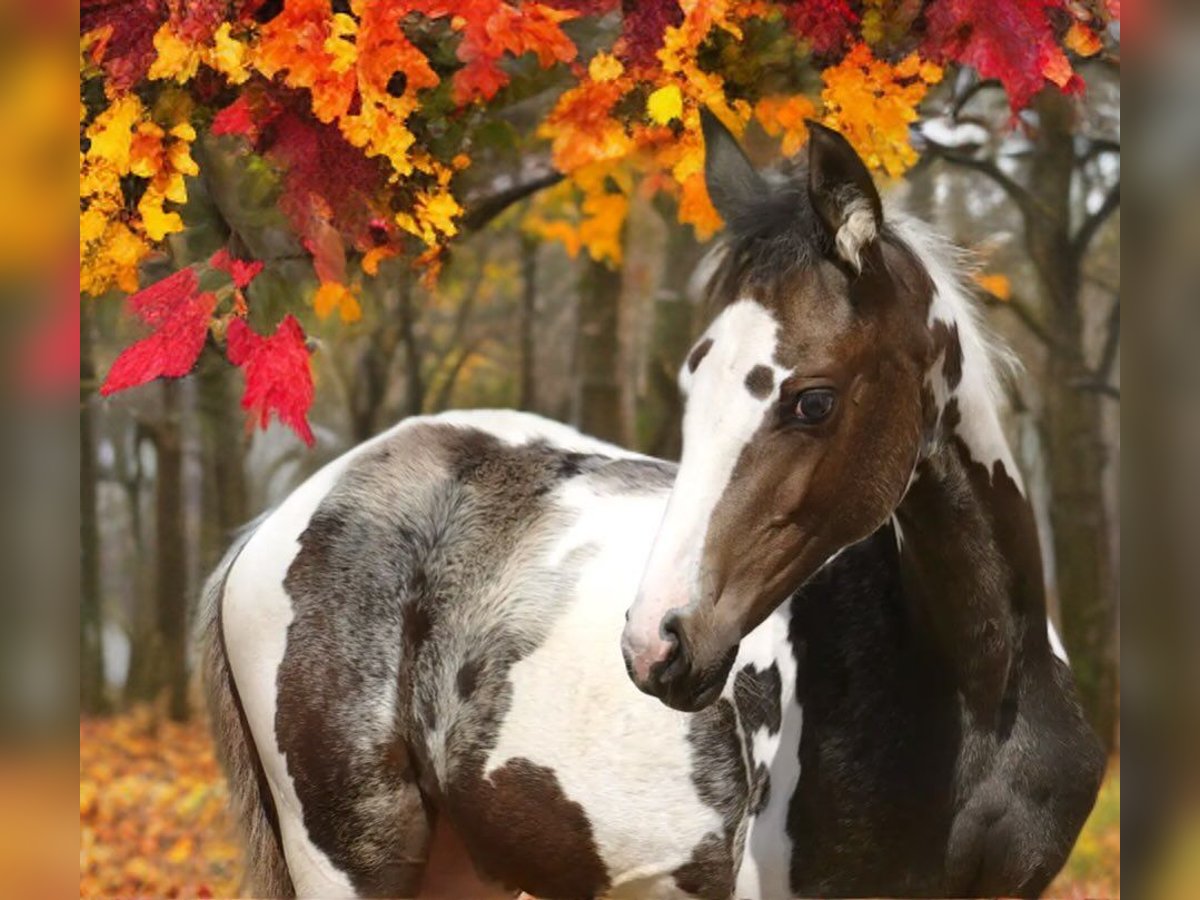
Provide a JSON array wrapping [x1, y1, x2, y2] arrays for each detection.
[[794, 388, 836, 423]]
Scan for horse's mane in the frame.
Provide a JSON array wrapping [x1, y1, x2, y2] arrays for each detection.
[[888, 209, 1019, 408]]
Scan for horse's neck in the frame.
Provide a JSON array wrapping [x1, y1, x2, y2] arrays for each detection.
[[892, 319, 1051, 729]]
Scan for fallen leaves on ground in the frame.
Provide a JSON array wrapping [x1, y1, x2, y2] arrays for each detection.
[[80, 708, 241, 899], [79, 709, 1118, 898]]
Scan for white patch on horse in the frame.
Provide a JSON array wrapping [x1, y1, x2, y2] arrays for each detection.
[[223, 451, 367, 897], [1047, 620, 1070, 664], [892, 213, 1024, 493], [733, 606, 803, 900], [484, 482, 723, 897], [628, 300, 787, 672]]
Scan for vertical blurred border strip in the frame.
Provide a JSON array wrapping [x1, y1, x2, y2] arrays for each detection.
[[1127, 1, 1200, 898], [0, 0, 79, 896]]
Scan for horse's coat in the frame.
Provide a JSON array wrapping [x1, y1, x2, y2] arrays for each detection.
[[201, 117, 1104, 900]]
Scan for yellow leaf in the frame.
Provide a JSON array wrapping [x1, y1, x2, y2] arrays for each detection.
[[147, 24, 202, 83], [588, 52, 624, 83], [1042, 47, 1075, 89], [137, 191, 183, 242], [209, 23, 250, 85], [361, 246, 397, 276], [647, 84, 683, 125], [86, 95, 142, 171], [975, 273, 1011, 301], [1065, 21, 1103, 57], [313, 281, 363, 323]]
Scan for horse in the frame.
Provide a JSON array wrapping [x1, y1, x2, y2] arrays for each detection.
[[197, 113, 1105, 899]]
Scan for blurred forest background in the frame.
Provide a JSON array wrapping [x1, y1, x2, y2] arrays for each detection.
[[78, 2, 1123, 897]]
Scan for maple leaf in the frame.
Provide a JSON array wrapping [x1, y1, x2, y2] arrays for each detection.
[[210, 94, 262, 139], [312, 281, 362, 322], [451, 1, 579, 104], [784, 0, 859, 56], [923, 0, 1080, 111], [81, 0, 168, 92], [618, 0, 683, 67], [100, 268, 216, 395], [225, 315, 316, 445], [647, 84, 683, 125], [209, 248, 264, 288]]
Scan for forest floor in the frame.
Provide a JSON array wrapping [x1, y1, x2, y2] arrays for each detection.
[[80, 708, 1121, 899]]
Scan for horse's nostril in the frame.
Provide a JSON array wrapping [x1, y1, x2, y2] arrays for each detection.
[[656, 614, 686, 684]]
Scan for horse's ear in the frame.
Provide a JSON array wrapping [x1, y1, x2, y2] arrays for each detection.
[[701, 108, 766, 226], [805, 121, 883, 272]]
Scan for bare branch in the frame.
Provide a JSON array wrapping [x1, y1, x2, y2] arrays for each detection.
[[1077, 138, 1121, 166], [1070, 377, 1120, 401], [979, 291, 1074, 357], [950, 78, 1004, 117], [1094, 294, 1121, 383], [922, 137, 1039, 220], [1072, 180, 1121, 258], [460, 169, 563, 233]]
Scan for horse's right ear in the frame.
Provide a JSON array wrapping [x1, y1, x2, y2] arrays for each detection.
[[701, 108, 766, 226]]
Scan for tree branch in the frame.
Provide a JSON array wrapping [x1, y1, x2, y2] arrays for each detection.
[[1077, 138, 1121, 166], [922, 137, 1039, 220], [950, 78, 1004, 117], [1094, 294, 1121, 383], [1072, 180, 1121, 259], [979, 291, 1075, 357], [461, 169, 563, 233]]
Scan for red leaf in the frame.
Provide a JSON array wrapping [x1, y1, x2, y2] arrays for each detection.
[[209, 248, 264, 289], [617, 0, 683, 67], [923, 0, 1076, 110], [100, 286, 215, 395], [784, 0, 859, 56], [81, 0, 167, 91], [127, 267, 200, 326], [225, 316, 315, 446], [211, 95, 261, 140]]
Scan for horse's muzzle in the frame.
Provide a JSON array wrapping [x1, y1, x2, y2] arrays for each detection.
[[621, 614, 737, 712]]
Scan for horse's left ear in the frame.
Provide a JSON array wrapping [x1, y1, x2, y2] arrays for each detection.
[[806, 121, 883, 272]]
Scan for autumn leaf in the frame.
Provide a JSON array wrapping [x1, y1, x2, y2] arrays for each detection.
[[100, 268, 216, 395], [975, 272, 1012, 300], [209, 248, 264, 289], [784, 0, 858, 56], [923, 0, 1082, 111], [225, 315, 316, 445], [312, 281, 362, 323], [647, 84, 683, 124]]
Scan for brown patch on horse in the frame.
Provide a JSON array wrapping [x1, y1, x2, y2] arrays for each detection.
[[744, 364, 775, 399], [929, 319, 963, 390], [450, 759, 610, 898], [673, 698, 747, 897], [688, 338, 714, 373]]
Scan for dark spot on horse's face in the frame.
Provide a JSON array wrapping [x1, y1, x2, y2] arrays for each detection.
[[688, 337, 714, 373], [744, 364, 775, 400]]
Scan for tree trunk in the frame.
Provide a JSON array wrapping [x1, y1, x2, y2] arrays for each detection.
[[575, 255, 626, 444], [198, 358, 247, 559], [643, 212, 704, 458], [80, 304, 108, 716], [156, 380, 190, 722], [1027, 91, 1118, 748], [398, 276, 424, 417], [519, 234, 538, 412]]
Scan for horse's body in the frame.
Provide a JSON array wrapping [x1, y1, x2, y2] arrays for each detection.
[[201, 118, 1104, 899]]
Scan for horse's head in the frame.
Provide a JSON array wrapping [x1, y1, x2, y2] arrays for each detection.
[[622, 112, 940, 711]]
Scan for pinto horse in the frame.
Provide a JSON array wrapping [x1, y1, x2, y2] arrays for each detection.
[[198, 114, 1104, 899]]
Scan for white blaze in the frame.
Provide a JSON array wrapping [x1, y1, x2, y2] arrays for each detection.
[[625, 300, 786, 671]]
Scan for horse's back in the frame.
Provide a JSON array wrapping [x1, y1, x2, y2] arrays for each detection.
[[219, 411, 759, 898]]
